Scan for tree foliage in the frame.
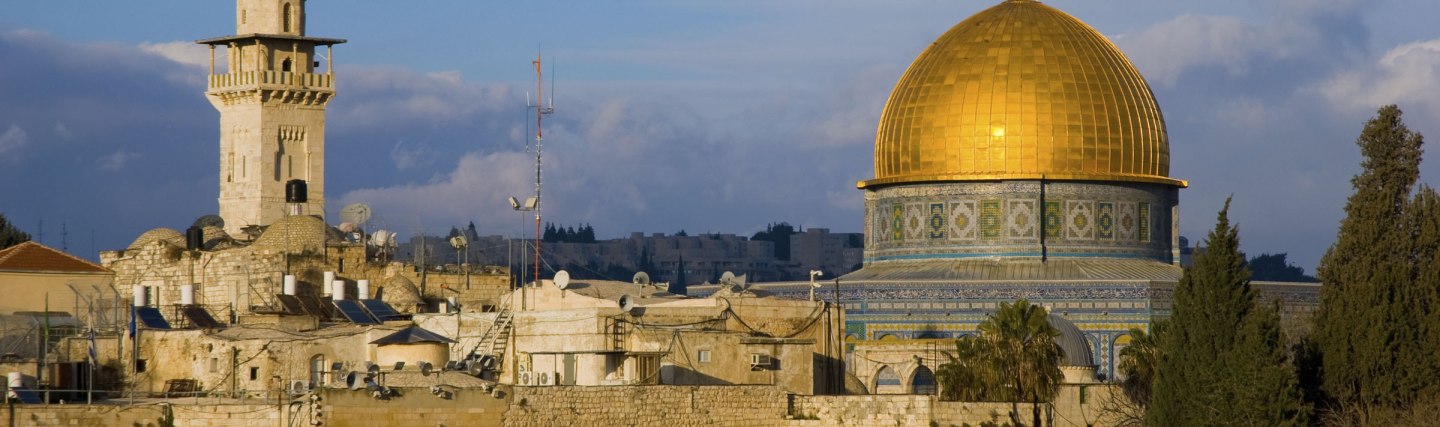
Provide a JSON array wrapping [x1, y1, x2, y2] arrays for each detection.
[[1116, 324, 1162, 409], [1149, 198, 1309, 425], [936, 299, 1062, 426], [0, 212, 30, 250], [1314, 105, 1440, 408]]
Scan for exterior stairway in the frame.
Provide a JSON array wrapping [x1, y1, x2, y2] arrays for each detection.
[[472, 302, 514, 373]]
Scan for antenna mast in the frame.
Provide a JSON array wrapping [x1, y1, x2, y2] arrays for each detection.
[[529, 52, 555, 286]]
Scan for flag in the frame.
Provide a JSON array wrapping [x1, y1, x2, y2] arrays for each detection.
[[128, 306, 136, 341], [87, 328, 98, 369]]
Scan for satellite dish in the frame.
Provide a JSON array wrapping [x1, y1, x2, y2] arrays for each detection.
[[366, 363, 381, 376], [340, 203, 373, 225], [449, 235, 468, 249], [419, 361, 434, 376], [632, 271, 650, 285], [618, 294, 635, 312], [371, 230, 393, 246], [193, 214, 225, 229], [338, 222, 358, 233], [554, 270, 571, 290], [720, 271, 736, 285]]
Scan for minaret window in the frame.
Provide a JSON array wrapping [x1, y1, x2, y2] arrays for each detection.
[[283, 4, 293, 33], [281, 58, 292, 72]]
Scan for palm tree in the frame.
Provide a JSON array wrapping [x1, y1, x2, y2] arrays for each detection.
[[936, 335, 996, 401], [979, 299, 1063, 426], [1116, 324, 1162, 408]]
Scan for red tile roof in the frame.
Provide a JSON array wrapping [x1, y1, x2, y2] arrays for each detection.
[[0, 241, 111, 274]]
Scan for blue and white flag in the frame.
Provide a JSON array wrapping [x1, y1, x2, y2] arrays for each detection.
[[87, 327, 98, 369]]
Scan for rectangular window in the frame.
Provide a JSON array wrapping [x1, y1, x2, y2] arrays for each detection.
[[209, 358, 218, 373], [698, 350, 712, 363], [136, 359, 148, 373], [249, 366, 260, 381]]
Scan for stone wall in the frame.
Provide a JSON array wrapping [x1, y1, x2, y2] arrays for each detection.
[[319, 386, 509, 427], [504, 385, 787, 427], [0, 402, 286, 427]]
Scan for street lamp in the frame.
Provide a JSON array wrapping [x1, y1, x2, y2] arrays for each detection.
[[809, 270, 824, 302], [509, 196, 538, 310]]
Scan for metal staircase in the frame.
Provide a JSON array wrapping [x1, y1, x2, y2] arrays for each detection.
[[470, 297, 514, 373]]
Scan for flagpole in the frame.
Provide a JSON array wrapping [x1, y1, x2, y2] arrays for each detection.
[[43, 293, 50, 404]]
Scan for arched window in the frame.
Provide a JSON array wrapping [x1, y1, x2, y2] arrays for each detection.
[[281, 58, 292, 73], [308, 354, 326, 387], [910, 365, 937, 395], [282, 4, 293, 33]]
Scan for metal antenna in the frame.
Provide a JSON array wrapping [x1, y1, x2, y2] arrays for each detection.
[[526, 50, 556, 287]]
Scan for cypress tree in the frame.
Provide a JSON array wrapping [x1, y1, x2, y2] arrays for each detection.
[[1150, 198, 1308, 425], [1314, 105, 1432, 406], [0, 212, 29, 249]]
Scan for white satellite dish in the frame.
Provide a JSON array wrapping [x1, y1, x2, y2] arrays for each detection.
[[554, 270, 571, 290], [720, 271, 736, 284], [340, 203, 373, 225], [632, 271, 650, 285], [618, 294, 635, 312], [371, 230, 392, 247]]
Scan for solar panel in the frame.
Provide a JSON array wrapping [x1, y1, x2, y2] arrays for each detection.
[[359, 299, 404, 321], [8, 387, 42, 404], [300, 296, 337, 321], [276, 295, 306, 316], [332, 300, 380, 325], [180, 305, 224, 329], [134, 306, 171, 330]]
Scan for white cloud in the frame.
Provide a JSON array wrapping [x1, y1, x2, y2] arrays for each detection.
[[389, 139, 437, 172], [0, 125, 27, 159], [1116, 15, 1278, 86], [1317, 39, 1440, 115], [139, 41, 210, 68], [97, 151, 141, 171]]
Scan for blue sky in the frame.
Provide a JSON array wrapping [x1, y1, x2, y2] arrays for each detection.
[[2, 1, 1439, 272]]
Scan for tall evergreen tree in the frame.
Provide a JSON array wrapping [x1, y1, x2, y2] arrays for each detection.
[[0, 212, 29, 249], [1314, 105, 1437, 406], [1150, 198, 1308, 425]]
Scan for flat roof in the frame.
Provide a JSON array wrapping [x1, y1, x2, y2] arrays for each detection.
[[195, 34, 347, 46]]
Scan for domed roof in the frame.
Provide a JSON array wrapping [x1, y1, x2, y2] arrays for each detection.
[[861, 0, 1184, 189], [1047, 314, 1094, 368], [251, 215, 340, 252], [382, 275, 424, 310], [128, 228, 184, 249]]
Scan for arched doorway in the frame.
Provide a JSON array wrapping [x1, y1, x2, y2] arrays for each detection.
[[910, 365, 937, 395], [875, 365, 902, 394]]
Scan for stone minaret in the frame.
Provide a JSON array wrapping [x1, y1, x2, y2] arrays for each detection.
[[198, 0, 345, 237]]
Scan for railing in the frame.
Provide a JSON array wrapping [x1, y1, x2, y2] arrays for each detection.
[[3, 385, 290, 405], [207, 71, 334, 91]]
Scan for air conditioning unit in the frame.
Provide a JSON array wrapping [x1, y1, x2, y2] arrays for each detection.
[[537, 371, 554, 386], [750, 353, 773, 369], [289, 380, 311, 395], [519, 371, 533, 386]]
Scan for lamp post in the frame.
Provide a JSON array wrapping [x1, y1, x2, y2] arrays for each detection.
[[809, 270, 824, 302], [509, 196, 537, 310]]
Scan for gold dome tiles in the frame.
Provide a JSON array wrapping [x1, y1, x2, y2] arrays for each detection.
[[862, 0, 1186, 189]]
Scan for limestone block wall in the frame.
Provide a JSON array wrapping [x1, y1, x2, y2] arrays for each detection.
[[503, 385, 787, 427], [319, 387, 508, 427], [0, 403, 286, 427]]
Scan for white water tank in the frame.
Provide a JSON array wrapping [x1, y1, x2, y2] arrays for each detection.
[[283, 275, 297, 296], [180, 284, 195, 305], [357, 280, 370, 300], [132, 285, 146, 307], [323, 271, 336, 295], [332, 280, 346, 301], [7, 372, 22, 389]]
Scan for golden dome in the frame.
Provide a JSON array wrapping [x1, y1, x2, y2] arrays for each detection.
[[860, 0, 1185, 189]]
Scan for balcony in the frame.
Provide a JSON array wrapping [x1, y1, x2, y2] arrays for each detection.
[[207, 71, 333, 93]]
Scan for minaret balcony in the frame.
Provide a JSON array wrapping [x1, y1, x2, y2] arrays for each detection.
[[207, 71, 334, 93]]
